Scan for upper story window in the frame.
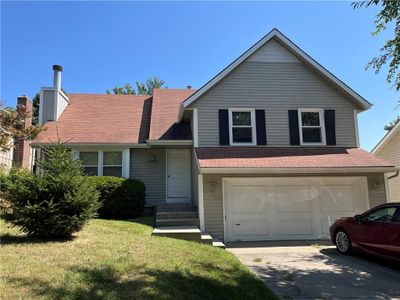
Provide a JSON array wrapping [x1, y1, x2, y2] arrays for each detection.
[[229, 108, 256, 145], [298, 109, 326, 145]]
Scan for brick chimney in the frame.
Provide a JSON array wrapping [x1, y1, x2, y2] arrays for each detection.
[[13, 95, 33, 169]]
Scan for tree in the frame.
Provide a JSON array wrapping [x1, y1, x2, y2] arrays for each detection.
[[32, 93, 40, 125], [106, 83, 136, 95], [1, 145, 100, 238], [352, 1, 400, 103], [0, 102, 42, 152], [106, 77, 166, 95], [136, 77, 166, 95], [384, 115, 400, 130]]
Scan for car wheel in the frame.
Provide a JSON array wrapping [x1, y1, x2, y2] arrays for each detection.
[[335, 229, 352, 254]]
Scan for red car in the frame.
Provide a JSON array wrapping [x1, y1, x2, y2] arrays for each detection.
[[329, 203, 400, 263]]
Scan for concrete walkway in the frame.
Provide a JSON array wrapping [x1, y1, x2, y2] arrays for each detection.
[[228, 241, 400, 299]]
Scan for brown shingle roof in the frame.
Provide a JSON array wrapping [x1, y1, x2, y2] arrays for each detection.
[[33, 94, 152, 145], [149, 89, 196, 140], [195, 147, 393, 169]]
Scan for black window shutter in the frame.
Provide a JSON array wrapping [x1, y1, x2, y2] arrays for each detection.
[[288, 110, 300, 145], [324, 110, 336, 145], [218, 109, 229, 145], [255, 110, 267, 145]]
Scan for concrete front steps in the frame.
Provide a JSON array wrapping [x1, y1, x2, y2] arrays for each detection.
[[153, 203, 225, 248], [152, 226, 225, 249], [156, 211, 199, 227]]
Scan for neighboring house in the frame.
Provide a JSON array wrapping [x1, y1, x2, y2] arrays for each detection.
[[372, 121, 400, 202], [0, 96, 34, 171], [32, 29, 394, 243]]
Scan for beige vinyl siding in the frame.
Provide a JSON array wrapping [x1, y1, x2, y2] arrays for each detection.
[[374, 129, 400, 201], [367, 173, 389, 207], [190, 61, 358, 147], [130, 148, 166, 205], [203, 173, 386, 240]]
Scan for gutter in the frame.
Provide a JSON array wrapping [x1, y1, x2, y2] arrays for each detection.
[[388, 168, 400, 180], [199, 166, 396, 174]]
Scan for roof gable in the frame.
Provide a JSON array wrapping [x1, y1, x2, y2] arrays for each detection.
[[372, 120, 400, 154], [181, 28, 371, 113]]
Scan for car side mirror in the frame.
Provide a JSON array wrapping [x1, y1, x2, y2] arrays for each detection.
[[354, 214, 362, 223]]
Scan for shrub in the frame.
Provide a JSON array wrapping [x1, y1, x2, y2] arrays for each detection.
[[1, 146, 100, 238], [87, 176, 145, 219]]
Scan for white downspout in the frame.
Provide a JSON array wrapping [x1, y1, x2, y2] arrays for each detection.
[[198, 174, 205, 231]]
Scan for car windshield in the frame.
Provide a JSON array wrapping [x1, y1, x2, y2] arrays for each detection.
[[363, 207, 397, 222]]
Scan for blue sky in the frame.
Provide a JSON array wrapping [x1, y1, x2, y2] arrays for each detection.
[[1, 1, 398, 150]]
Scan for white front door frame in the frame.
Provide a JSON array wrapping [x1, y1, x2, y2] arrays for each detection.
[[166, 149, 191, 203]]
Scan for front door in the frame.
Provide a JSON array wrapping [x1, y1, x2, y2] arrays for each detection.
[[166, 149, 191, 203]]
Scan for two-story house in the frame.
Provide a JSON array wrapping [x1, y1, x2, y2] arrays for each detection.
[[32, 29, 394, 243]]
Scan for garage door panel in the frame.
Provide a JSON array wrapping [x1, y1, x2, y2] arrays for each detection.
[[276, 186, 311, 212], [231, 186, 270, 213], [231, 219, 270, 237], [320, 185, 354, 212], [277, 220, 313, 236]]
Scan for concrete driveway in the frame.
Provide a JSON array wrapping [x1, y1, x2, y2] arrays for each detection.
[[228, 241, 400, 299]]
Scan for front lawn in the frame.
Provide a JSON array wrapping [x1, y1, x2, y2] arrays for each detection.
[[0, 218, 276, 300]]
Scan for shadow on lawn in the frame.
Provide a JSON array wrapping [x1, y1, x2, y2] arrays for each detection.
[[0, 233, 74, 245], [7, 262, 276, 300]]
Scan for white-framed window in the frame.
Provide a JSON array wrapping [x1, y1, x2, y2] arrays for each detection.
[[80, 152, 99, 176], [78, 149, 129, 178], [228, 108, 256, 145], [103, 151, 123, 177], [298, 108, 326, 145]]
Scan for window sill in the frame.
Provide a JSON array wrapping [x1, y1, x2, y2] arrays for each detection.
[[299, 143, 327, 146]]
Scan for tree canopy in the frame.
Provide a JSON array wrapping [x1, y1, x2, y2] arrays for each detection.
[[0, 102, 42, 152], [353, 0, 400, 104], [384, 115, 400, 131], [106, 77, 166, 95]]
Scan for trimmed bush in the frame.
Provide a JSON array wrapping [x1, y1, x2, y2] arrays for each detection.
[[1, 147, 100, 238], [87, 176, 145, 219]]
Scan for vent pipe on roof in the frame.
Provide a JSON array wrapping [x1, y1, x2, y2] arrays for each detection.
[[52, 65, 63, 89]]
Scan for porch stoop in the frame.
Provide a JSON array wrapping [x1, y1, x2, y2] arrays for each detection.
[[152, 203, 225, 248]]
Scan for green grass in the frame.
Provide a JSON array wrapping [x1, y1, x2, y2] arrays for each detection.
[[0, 218, 276, 300]]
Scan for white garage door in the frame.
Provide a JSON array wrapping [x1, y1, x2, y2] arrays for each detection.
[[224, 177, 369, 242]]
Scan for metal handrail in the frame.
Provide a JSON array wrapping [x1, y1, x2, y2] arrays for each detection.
[[153, 205, 158, 228]]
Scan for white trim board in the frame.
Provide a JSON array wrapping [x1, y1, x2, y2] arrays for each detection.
[[146, 140, 193, 146], [179, 28, 371, 121], [200, 166, 395, 174], [31, 143, 150, 148]]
